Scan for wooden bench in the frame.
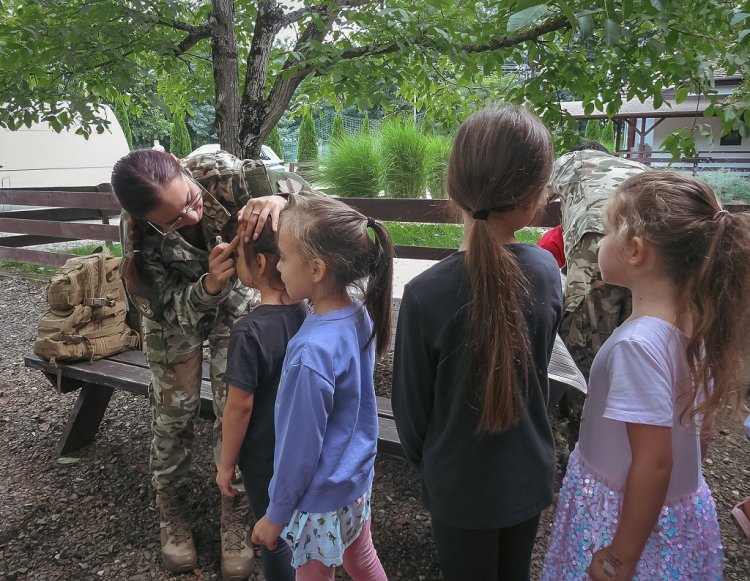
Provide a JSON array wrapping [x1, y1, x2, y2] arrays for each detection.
[[8, 185, 745, 461], [24, 350, 403, 458]]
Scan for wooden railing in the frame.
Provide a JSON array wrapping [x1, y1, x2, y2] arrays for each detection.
[[617, 150, 750, 174], [0, 186, 745, 267]]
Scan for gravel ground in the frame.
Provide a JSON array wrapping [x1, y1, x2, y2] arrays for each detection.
[[0, 271, 748, 580]]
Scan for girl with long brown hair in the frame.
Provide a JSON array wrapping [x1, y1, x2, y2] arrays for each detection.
[[542, 172, 750, 580], [392, 105, 562, 580]]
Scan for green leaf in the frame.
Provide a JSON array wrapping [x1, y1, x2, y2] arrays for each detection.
[[604, 19, 621, 46], [577, 14, 594, 40], [622, 0, 633, 19], [731, 12, 750, 26], [557, 1, 577, 27], [507, 5, 549, 33], [675, 87, 689, 103]]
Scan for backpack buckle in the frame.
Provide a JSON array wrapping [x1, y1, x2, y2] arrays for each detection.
[[62, 334, 84, 344], [84, 297, 113, 307]]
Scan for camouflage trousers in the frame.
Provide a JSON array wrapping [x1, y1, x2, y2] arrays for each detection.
[[143, 315, 238, 494], [560, 232, 632, 378]]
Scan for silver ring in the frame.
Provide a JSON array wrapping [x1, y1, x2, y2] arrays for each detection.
[[251, 211, 261, 216]]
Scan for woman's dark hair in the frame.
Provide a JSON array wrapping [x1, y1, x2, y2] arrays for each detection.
[[241, 219, 284, 290], [446, 105, 553, 434], [610, 171, 750, 421], [111, 149, 183, 290], [280, 194, 394, 358]]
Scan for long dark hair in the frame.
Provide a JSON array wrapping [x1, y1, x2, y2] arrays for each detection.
[[111, 149, 183, 289], [241, 219, 284, 291], [280, 194, 394, 358], [610, 171, 750, 421], [446, 105, 553, 434]]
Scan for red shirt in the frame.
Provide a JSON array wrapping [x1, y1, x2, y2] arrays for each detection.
[[537, 225, 565, 268]]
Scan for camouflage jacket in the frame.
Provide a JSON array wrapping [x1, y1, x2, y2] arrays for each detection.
[[546, 150, 647, 256], [120, 151, 311, 334]]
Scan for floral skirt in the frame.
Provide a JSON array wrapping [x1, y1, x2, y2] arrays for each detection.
[[281, 487, 372, 569], [541, 448, 723, 580]]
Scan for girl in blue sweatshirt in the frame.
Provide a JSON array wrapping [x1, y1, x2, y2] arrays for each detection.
[[251, 194, 392, 581]]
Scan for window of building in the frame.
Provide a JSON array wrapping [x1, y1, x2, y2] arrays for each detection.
[[720, 129, 742, 146]]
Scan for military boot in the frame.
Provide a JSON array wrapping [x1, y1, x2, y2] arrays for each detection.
[[220, 494, 254, 580], [156, 489, 197, 573]]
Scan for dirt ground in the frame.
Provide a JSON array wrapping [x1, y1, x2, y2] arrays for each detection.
[[0, 272, 747, 580]]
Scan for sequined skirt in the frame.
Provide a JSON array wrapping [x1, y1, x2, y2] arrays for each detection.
[[541, 448, 723, 580]]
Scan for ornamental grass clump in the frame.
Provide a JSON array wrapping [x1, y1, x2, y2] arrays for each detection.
[[319, 134, 381, 198], [378, 121, 428, 199]]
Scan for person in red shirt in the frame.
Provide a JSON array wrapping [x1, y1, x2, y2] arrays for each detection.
[[537, 224, 565, 269]]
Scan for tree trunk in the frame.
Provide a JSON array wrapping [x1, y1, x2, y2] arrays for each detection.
[[211, 0, 240, 155], [239, 1, 283, 159]]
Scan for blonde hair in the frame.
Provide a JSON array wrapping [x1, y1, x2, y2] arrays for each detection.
[[610, 171, 750, 420]]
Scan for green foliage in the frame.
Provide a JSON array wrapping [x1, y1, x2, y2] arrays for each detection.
[[385, 222, 463, 249], [600, 120, 615, 152], [425, 135, 452, 199], [378, 121, 428, 199], [264, 126, 282, 157], [331, 112, 345, 143], [697, 170, 750, 203], [170, 112, 192, 158], [3, 0, 749, 158], [583, 120, 601, 143], [130, 100, 172, 150], [320, 135, 381, 198], [114, 98, 132, 150], [186, 103, 218, 147], [297, 111, 318, 162], [361, 113, 370, 136]]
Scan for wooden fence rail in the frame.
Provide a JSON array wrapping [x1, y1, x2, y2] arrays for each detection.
[[0, 186, 745, 267]]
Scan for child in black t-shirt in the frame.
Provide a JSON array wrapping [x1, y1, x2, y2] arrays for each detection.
[[217, 221, 305, 581]]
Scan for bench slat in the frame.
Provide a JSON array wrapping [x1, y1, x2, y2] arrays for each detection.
[[0, 190, 121, 210], [0, 217, 119, 241]]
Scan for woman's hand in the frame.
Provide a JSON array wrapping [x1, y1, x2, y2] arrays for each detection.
[[215, 464, 239, 498], [238, 195, 287, 242], [251, 515, 283, 550], [587, 546, 636, 581], [204, 235, 240, 295]]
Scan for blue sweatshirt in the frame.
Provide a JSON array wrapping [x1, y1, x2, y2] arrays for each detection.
[[266, 300, 378, 525]]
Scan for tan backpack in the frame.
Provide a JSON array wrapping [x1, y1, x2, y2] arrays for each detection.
[[34, 247, 140, 365]]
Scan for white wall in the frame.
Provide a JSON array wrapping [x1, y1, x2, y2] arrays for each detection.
[[0, 106, 130, 189]]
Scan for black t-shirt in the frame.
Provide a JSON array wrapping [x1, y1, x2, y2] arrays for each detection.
[[392, 246, 562, 529], [223, 303, 306, 477]]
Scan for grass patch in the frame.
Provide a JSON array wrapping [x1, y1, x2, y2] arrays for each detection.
[[0, 242, 122, 277], [385, 223, 542, 249]]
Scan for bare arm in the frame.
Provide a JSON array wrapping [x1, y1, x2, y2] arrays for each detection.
[[216, 387, 255, 497], [588, 422, 672, 580]]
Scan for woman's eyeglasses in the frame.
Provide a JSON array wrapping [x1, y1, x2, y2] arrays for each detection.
[[148, 171, 205, 236]]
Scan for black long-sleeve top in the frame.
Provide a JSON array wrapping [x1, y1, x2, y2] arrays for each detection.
[[392, 246, 562, 529]]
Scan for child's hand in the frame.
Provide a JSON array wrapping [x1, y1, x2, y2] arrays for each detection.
[[251, 515, 283, 550], [215, 464, 239, 498], [587, 546, 636, 581]]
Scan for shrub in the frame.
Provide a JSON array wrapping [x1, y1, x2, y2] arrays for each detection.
[[297, 111, 318, 162], [425, 135, 452, 199], [264, 126, 282, 158], [584, 120, 600, 142], [170, 113, 192, 158], [319, 135, 381, 198], [331, 112, 345, 143], [600, 120, 615, 152], [697, 170, 750, 203], [378, 121, 428, 198], [361, 113, 370, 135]]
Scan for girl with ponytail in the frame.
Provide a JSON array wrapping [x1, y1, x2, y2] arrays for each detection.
[[543, 172, 750, 580], [392, 105, 562, 581]]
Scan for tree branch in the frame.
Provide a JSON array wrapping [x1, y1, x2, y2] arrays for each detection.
[[281, 0, 375, 27], [153, 17, 211, 56]]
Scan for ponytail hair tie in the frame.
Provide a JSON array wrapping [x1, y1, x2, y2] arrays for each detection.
[[714, 209, 729, 220], [366, 217, 376, 228], [472, 209, 490, 220]]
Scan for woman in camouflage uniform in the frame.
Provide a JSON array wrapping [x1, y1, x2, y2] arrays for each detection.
[[111, 148, 309, 578]]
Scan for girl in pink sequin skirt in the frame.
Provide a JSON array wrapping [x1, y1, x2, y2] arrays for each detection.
[[542, 172, 750, 581]]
